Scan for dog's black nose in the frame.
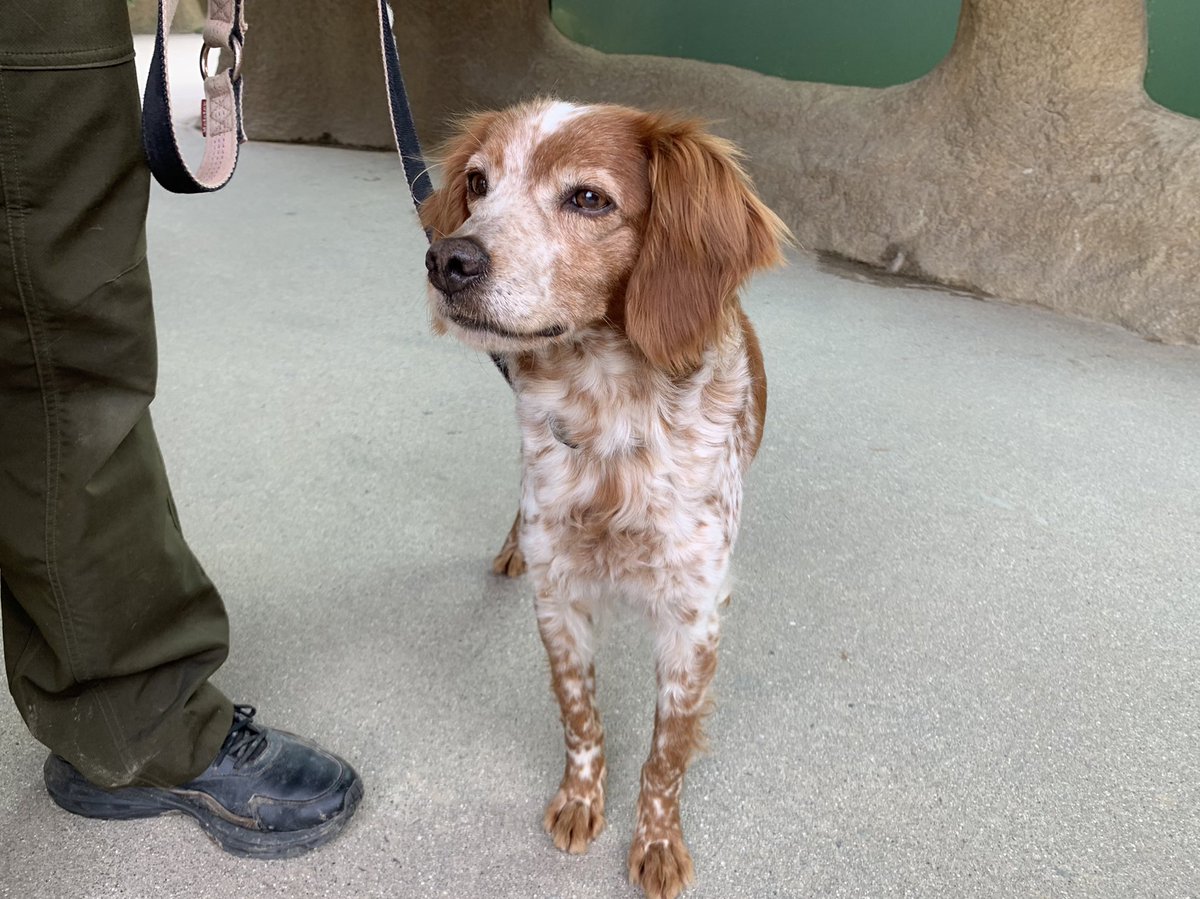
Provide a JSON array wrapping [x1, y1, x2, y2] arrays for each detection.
[[426, 237, 490, 298]]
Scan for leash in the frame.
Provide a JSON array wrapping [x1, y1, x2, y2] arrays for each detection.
[[142, 0, 514, 383], [142, 0, 431, 209], [370, 1, 510, 382]]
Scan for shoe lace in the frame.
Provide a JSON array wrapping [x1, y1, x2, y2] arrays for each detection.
[[216, 704, 270, 769]]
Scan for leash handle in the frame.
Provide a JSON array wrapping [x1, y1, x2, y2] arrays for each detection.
[[142, 0, 247, 193]]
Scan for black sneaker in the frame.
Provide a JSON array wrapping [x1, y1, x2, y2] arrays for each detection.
[[43, 705, 364, 858]]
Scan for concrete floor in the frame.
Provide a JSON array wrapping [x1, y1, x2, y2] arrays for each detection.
[[2, 36, 1199, 899]]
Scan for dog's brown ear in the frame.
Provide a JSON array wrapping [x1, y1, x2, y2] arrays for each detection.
[[418, 112, 499, 239], [625, 116, 790, 373]]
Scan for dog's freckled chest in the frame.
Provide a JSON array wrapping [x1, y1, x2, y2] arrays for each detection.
[[510, 330, 752, 588]]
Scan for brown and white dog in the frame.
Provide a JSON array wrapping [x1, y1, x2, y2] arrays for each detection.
[[420, 98, 788, 899]]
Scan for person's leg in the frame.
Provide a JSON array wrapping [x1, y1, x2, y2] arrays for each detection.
[[0, 0, 232, 788], [1, 4, 363, 856]]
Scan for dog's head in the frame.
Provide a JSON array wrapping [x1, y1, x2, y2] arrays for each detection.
[[420, 99, 789, 370]]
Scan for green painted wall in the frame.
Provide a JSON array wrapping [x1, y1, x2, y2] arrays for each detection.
[[1146, 0, 1200, 119], [551, 0, 1199, 119]]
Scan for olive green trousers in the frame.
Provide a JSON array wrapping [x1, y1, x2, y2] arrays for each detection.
[[0, 0, 232, 788]]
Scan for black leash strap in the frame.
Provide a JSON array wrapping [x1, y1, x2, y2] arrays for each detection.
[[376, 0, 434, 209]]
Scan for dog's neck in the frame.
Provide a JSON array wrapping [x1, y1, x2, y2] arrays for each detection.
[[504, 324, 745, 461], [507, 324, 731, 390]]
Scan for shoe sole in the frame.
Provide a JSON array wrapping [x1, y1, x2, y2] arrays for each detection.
[[43, 755, 364, 859]]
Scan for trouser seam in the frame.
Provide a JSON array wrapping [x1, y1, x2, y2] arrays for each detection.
[[0, 52, 137, 72], [0, 68, 132, 774], [0, 43, 131, 59]]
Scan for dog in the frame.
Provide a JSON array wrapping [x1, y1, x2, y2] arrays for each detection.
[[420, 98, 788, 899]]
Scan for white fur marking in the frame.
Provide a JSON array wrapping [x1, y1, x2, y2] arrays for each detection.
[[569, 744, 601, 783], [536, 101, 587, 137]]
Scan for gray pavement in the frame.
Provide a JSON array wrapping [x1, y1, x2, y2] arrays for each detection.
[[2, 38, 1199, 899]]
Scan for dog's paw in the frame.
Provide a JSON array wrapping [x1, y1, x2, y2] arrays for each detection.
[[491, 512, 526, 578], [543, 789, 605, 854], [491, 540, 526, 578], [628, 836, 694, 899]]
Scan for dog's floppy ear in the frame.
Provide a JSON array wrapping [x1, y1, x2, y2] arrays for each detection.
[[418, 112, 499, 239], [625, 116, 790, 373]]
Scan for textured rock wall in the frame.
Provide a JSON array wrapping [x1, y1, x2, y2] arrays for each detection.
[[242, 0, 1200, 344]]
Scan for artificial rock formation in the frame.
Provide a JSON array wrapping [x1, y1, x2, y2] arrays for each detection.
[[242, 0, 1200, 344]]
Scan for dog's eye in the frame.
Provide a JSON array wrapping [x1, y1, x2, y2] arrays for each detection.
[[568, 188, 612, 213], [466, 171, 488, 197]]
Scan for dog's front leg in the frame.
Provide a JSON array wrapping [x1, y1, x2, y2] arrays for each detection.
[[628, 604, 720, 899], [535, 583, 606, 853]]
